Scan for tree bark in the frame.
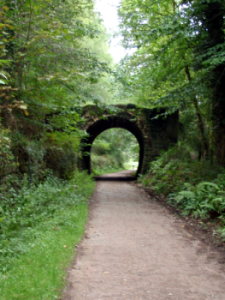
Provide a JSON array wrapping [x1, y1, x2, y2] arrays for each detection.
[[202, 1, 225, 163], [184, 65, 209, 158]]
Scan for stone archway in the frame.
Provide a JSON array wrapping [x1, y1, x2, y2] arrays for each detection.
[[82, 116, 145, 177], [80, 104, 179, 176]]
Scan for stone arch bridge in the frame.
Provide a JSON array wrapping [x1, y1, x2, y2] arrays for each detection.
[[80, 104, 178, 177]]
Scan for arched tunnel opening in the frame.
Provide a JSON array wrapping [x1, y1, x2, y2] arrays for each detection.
[[81, 116, 145, 179], [91, 128, 139, 176]]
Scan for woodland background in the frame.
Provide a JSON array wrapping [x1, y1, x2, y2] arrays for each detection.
[[1, 0, 225, 298]]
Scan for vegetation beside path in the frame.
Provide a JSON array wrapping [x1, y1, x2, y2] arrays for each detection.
[[139, 144, 225, 241], [1, 0, 225, 297], [0, 172, 95, 300]]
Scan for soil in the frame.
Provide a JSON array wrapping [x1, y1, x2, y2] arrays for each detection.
[[62, 173, 225, 300]]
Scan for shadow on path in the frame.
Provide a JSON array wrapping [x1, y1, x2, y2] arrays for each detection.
[[94, 170, 137, 181]]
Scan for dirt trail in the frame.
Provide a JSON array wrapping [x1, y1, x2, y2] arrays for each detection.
[[63, 178, 225, 300]]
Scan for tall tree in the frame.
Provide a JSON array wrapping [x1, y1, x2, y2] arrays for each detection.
[[0, 0, 116, 180], [190, 0, 225, 163], [119, 0, 210, 157]]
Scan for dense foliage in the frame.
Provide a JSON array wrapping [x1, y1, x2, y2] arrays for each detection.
[[0, 0, 116, 185], [119, 0, 225, 161], [1, 0, 225, 294]]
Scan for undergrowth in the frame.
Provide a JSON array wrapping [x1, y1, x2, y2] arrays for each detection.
[[0, 171, 95, 300], [139, 145, 225, 240]]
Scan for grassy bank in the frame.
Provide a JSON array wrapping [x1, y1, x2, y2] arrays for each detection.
[[0, 172, 95, 300]]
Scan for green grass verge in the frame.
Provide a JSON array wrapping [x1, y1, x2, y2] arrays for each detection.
[[0, 172, 95, 300]]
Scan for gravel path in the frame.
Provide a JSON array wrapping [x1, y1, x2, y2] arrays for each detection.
[[63, 179, 225, 300]]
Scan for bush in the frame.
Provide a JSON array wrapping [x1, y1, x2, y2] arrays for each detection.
[[140, 144, 221, 195], [169, 181, 225, 219], [0, 129, 17, 179], [44, 132, 79, 179], [45, 144, 77, 179], [10, 131, 48, 183]]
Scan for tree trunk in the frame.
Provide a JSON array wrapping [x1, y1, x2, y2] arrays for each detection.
[[184, 66, 209, 158], [206, 2, 225, 163], [200, 1, 225, 163]]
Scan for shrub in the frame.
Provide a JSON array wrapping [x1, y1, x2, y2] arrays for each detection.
[[11, 132, 46, 181], [0, 128, 17, 179], [169, 181, 225, 219], [44, 132, 79, 179], [139, 144, 221, 195], [45, 144, 77, 179]]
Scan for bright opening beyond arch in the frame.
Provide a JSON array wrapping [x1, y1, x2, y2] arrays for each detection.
[[91, 128, 140, 176]]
